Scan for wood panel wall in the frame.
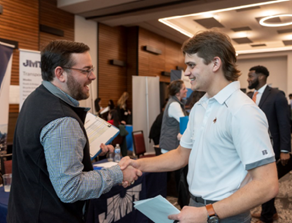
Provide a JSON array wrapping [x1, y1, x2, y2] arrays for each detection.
[[138, 28, 185, 83], [0, 0, 74, 144], [98, 24, 128, 109]]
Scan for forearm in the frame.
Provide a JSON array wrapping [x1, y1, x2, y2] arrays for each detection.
[[52, 165, 123, 203], [213, 163, 278, 219], [137, 146, 190, 172]]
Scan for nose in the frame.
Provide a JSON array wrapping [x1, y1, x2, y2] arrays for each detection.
[[184, 68, 190, 76], [88, 71, 96, 80]]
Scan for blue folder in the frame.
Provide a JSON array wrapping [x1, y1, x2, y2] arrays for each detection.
[[180, 116, 189, 134]]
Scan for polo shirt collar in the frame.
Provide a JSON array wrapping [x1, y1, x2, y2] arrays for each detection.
[[197, 81, 240, 106]]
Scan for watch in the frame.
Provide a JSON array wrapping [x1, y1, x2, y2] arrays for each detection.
[[206, 204, 220, 223]]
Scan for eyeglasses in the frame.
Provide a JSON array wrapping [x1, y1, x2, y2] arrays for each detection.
[[63, 67, 95, 77]]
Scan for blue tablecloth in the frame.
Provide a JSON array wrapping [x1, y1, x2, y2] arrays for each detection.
[[0, 161, 167, 223], [0, 186, 9, 223]]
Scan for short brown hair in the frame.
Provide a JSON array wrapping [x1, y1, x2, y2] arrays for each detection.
[[41, 40, 90, 81], [168, 79, 184, 96], [182, 30, 241, 81]]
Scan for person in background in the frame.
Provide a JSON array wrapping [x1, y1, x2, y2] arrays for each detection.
[[108, 99, 115, 110], [107, 109, 120, 127], [160, 79, 187, 153], [116, 92, 132, 124], [149, 100, 167, 156], [247, 65, 291, 223], [7, 40, 141, 223], [160, 79, 188, 208], [94, 97, 105, 116], [120, 30, 278, 223], [107, 109, 128, 157]]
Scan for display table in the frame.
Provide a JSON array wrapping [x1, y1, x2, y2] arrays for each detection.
[[86, 171, 166, 223], [0, 186, 9, 223], [0, 165, 166, 223]]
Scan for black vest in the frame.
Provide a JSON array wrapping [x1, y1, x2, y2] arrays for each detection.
[[7, 85, 93, 223]]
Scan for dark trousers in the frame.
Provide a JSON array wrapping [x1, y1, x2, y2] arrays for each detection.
[[260, 198, 276, 223]]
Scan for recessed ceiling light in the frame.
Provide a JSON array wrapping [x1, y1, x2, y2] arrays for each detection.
[[259, 14, 292, 27]]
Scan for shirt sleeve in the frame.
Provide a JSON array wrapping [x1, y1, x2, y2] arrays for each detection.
[[168, 101, 185, 122], [40, 117, 123, 203], [231, 104, 275, 170]]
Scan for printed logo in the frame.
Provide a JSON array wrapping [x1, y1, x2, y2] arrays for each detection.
[[262, 150, 268, 155]]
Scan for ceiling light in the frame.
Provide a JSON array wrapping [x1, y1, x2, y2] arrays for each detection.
[[259, 14, 292, 27], [159, 0, 288, 21]]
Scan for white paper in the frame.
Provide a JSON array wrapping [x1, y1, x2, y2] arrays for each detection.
[[100, 106, 110, 114], [134, 195, 180, 223], [84, 113, 119, 159], [93, 162, 118, 169]]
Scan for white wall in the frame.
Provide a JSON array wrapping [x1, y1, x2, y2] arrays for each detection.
[[237, 50, 292, 99], [74, 15, 98, 112], [132, 76, 160, 153]]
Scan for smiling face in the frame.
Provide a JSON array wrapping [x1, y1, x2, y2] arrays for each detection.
[[64, 52, 96, 100], [184, 53, 214, 93], [177, 83, 188, 100]]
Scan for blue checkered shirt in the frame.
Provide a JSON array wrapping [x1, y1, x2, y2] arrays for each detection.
[[40, 81, 123, 203]]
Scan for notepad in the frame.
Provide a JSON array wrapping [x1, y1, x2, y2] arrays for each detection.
[[134, 195, 180, 223], [84, 112, 119, 160]]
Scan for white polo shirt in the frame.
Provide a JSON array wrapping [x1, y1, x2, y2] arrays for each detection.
[[180, 81, 275, 201]]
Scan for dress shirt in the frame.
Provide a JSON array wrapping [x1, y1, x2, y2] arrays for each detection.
[[252, 84, 267, 105], [40, 81, 123, 203], [180, 81, 275, 201]]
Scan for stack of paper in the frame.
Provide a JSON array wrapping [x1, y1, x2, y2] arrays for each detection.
[[134, 195, 180, 223]]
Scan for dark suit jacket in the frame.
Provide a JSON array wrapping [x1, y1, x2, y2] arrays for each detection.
[[254, 86, 291, 159]]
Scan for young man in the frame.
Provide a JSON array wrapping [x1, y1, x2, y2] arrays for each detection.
[[247, 65, 291, 223], [7, 40, 141, 223], [120, 31, 278, 223]]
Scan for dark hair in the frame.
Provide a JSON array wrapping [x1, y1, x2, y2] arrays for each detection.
[[95, 98, 101, 112], [182, 30, 241, 81], [108, 100, 115, 110], [41, 40, 90, 81], [249, 65, 269, 77], [168, 79, 184, 96], [109, 109, 120, 127]]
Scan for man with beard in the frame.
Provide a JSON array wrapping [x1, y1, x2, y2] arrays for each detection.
[[247, 65, 291, 223], [120, 31, 279, 223], [7, 40, 141, 223]]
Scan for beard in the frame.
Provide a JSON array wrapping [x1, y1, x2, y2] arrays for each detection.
[[248, 78, 259, 90], [67, 74, 89, 100]]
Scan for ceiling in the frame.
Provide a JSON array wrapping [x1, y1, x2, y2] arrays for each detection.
[[58, 0, 292, 55]]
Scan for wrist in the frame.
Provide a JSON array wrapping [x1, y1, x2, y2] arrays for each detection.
[[206, 204, 220, 223]]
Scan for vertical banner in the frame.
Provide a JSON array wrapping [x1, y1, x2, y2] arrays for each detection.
[[19, 49, 42, 110], [0, 43, 13, 152]]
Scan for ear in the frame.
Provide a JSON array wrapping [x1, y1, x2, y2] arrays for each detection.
[[212, 57, 221, 72], [55, 66, 66, 82]]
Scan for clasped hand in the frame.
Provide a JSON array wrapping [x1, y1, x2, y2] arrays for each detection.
[[119, 156, 142, 188]]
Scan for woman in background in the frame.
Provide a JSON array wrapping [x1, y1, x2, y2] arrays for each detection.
[[116, 92, 131, 124]]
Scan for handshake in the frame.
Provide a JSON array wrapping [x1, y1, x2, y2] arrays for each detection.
[[118, 156, 142, 188]]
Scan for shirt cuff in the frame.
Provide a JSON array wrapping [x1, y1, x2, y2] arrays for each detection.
[[108, 164, 124, 184]]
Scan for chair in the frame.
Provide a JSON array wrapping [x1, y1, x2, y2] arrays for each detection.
[[0, 153, 12, 174], [132, 130, 156, 158]]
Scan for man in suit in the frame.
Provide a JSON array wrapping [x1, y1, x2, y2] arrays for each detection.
[[247, 65, 291, 223]]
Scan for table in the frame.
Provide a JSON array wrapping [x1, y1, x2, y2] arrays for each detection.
[[0, 186, 9, 223], [86, 171, 167, 223], [0, 169, 166, 223]]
